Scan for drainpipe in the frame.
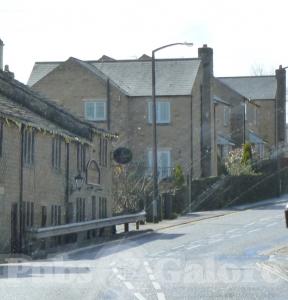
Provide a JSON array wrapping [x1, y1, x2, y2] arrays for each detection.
[[106, 79, 111, 131], [65, 143, 70, 223], [19, 124, 24, 252], [0, 39, 4, 71]]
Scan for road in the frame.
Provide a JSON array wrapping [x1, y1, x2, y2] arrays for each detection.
[[1, 201, 288, 299]]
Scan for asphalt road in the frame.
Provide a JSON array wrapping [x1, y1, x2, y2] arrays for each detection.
[[1, 201, 288, 299]]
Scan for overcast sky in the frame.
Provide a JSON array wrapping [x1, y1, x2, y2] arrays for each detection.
[[0, 0, 287, 83]]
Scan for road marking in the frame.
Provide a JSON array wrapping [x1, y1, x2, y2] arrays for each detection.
[[152, 281, 161, 290], [210, 234, 223, 238], [149, 274, 156, 281], [157, 292, 167, 300], [226, 229, 238, 233], [244, 222, 255, 227], [186, 244, 201, 250], [117, 274, 125, 281], [134, 293, 147, 300], [260, 217, 271, 221], [247, 228, 261, 234], [172, 245, 184, 250], [208, 238, 223, 244], [152, 251, 165, 256], [144, 261, 153, 274], [229, 234, 242, 239], [266, 222, 278, 227], [124, 281, 134, 290]]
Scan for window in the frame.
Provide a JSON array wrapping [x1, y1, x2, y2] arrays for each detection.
[[148, 101, 171, 124], [244, 102, 247, 121], [22, 202, 34, 228], [87, 160, 101, 185], [99, 197, 107, 219], [52, 137, 61, 169], [99, 138, 108, 167], [77, 143, 86, 172], [84, 101, 106, 121], [0, 121, 3, 157], [224, 107, 230, 126], [41, 206, 47, 227], [219, 145, 231, 159], [51, 205, 61, 226], [76, 198, 86, 222], [92, 196, 96, 219], [23, 129, 35, 165], [254, 107, 258, 125], [148, 149, 171, 179]]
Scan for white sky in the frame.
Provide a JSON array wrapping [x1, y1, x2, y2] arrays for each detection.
[[0, 0, 288, 83]]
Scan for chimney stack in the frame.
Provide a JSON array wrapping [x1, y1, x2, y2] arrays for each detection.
[[0, 38, 3, 71], [198, 44, 215, 177]]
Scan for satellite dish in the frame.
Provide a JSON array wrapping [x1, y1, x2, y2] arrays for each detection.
[[113, 147, 133, 164]]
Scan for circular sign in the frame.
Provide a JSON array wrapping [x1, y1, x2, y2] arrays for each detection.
[[113, 147, 133, 164]]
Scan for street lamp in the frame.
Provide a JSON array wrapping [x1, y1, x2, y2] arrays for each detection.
[[151, 42, 193, 223], [74, 173, 84, 190]]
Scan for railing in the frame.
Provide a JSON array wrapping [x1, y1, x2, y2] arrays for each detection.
[[26, 211, 146, 239]]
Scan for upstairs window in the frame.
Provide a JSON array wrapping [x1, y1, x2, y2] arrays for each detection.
[[99, 138, 108, 167], [224, 107, 230, 127], [148, 101, 171, 124], [254, 107, 258, 125], [52, 137, 61, 169], [23, 129, 35, 165], [84, 101, 106, 121], [77, 143, 86, 172]]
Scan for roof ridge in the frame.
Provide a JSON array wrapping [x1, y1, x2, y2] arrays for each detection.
[[217, 75, 275, 79]]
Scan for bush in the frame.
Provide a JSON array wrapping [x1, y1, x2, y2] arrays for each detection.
[[225, 145, 256, 176]]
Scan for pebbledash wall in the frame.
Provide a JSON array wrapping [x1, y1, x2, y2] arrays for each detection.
[[0, 70, 115, 254]]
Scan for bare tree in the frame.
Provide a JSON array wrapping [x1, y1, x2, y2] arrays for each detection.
[[250, 63, 274, 76]]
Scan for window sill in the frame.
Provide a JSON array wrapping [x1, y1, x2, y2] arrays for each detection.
[[147, 122, 171, 126]]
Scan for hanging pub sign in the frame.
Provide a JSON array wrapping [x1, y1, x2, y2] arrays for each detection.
[[113, 147, 133, 164]]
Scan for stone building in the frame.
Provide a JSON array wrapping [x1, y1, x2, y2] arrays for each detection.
[[0, 40, 116, 254], [28, 45, 285, 179]]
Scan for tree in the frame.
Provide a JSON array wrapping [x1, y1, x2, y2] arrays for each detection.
[[112, 161, 152, 215]]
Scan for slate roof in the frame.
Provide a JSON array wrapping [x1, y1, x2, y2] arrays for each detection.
[[28, 58, 202, 96], [218, 76, 277, 100], [0, 70, 116, 140], [0, 93, 81, 140]]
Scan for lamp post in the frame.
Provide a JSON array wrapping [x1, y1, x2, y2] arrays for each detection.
[[151, 42, 193, 223], [275, 65, 287, 197]]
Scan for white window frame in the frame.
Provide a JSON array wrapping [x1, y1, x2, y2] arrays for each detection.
[[84, 101, 107, 121], [147, 149, 171, 179], [148, 101, 171, 124]]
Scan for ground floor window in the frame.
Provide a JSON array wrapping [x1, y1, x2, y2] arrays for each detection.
[[76, 198, 86, 222], [99, 197, 107, 219], [22, 201, 34, 228], [51, 205, 61, 226], [147, 149, 171, 179]]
